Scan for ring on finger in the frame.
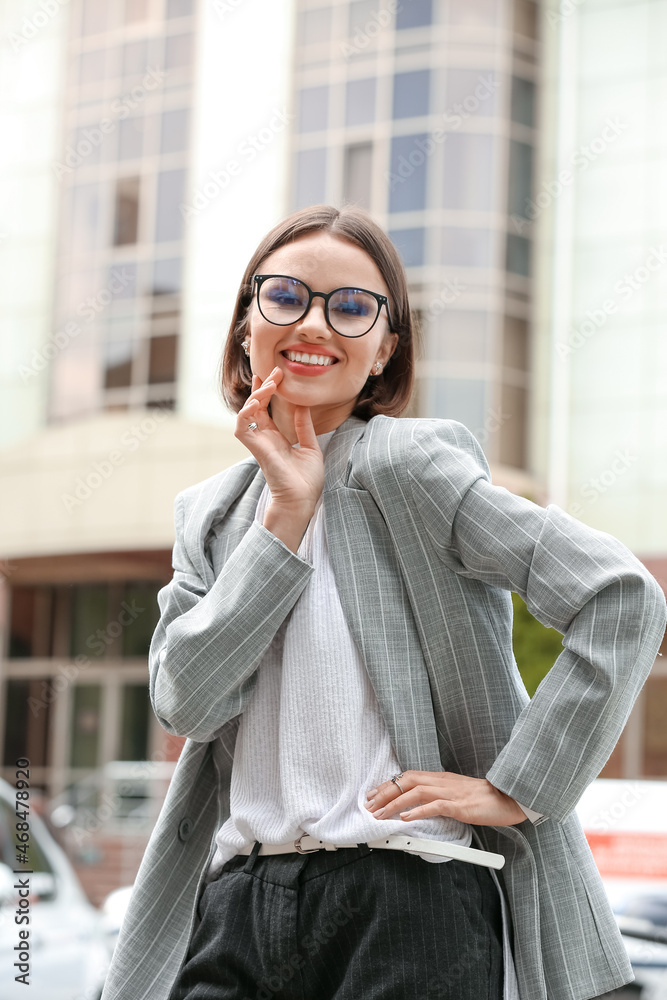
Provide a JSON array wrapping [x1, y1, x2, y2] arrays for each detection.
[[247, 422, 258, 431]]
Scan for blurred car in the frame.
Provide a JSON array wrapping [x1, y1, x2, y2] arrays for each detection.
[[600, 880, 667, 1000], [0, 777, 113, 999], [577, 779, 667, 1000]]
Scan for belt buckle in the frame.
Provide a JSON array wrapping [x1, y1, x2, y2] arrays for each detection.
[[294, 834, 325, 854]]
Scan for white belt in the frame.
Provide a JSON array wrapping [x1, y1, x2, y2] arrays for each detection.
[[237, 834, 505, 870]]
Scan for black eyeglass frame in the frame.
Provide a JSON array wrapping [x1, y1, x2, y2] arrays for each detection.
[[252, 273, 394, 338]]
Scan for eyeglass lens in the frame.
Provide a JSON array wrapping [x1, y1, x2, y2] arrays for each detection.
[[258, 276, 379, 336]]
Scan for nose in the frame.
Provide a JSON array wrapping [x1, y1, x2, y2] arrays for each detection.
[[295, 295, 334, 339]]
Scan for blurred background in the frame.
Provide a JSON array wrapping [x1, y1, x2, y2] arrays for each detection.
[[0, 0, 666, 992]]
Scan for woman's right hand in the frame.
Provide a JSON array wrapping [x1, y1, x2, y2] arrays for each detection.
[[234, 367, 325, 514]]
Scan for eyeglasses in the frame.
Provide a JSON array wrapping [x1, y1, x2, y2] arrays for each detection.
[[252, 274, 394, 338]]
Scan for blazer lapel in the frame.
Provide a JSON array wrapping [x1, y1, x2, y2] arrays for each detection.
[[323, 418, 445, 774]]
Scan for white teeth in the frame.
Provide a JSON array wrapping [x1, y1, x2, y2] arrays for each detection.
[[284, 351, 335, 366]]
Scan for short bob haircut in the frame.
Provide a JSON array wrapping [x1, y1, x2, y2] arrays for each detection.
[[219, 204, 419, 421]]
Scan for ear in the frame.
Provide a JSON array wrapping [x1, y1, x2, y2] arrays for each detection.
[[380, 331, 400, 365]]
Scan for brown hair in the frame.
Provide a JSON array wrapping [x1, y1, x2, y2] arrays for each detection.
[[218, 204, 419, 420]]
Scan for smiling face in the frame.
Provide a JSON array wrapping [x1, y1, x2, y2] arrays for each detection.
[[245, 232, 399, 441]]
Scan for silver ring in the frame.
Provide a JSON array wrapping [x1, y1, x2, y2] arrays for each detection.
[[247, 422, 258, 431], [391, 773, 404, 794]]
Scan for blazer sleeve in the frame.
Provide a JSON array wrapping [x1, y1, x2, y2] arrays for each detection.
[[407, 419, 667, 825], [149, 491, 315, 742]]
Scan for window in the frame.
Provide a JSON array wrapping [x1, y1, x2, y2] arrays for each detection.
[[511, 77, 535, 128], [124, 0, 149, 23], [69, 685, 101, 768], [507, 139, 533, 218], [349, 0, 381, 36], [72, 124, 103, 167], [431, 311, 489, 364], [499, 383, 527, 468], [155, 169, 185, 243], [119, 684, 151, 760], [8, 588, 40, 658], [165, 33, 193, 71], [166, 0, 193, 16], [148, 335, 178, 385], [118, 116, 144, 160], [79, 49, 106, 86], [70, 585, 110, 659], [113, 176, 140, 246], [108, 261, 137, 298], [80, 0, 107, 35], [160, 108, 190, 154], [513, 0, 537, 39], [121, 583, 161, 655], [2, 680, 52, 770], [506, 233, 530, 276], [8, 583, 162, 660], [503, 316, 528, 371], [445, 68, 498, 116], [644, 678, 667, 775], [346, 78, 376, 126], [122, 39, 148, 78], [295, 148, 327, 208], [104, 341, 135, 388], [389, 134, 429, 212], [448, 0, 497, 26], [440, 227, 493, 267], [152, 257, 182, 295], [70, 183, 101, 255], [393, 70, 430, 119], [298, 7, 332, 46], [389, 228, 425, 267], [343, 143, 373, 209], [298, 86, 329, 132], [396, 0, 432, 30], [431, 377, 486, 432], [442, 134, 495, 211]]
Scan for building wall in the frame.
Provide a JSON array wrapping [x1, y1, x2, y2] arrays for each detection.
[[0, 0, 68, 449], [535, 0, 667, 780], [291, 0, 541, 478], [0, 0, 297, 903], [535, 0, 667, 558]]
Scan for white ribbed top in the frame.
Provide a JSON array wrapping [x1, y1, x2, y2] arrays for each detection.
[[207, 429, 473, 874]]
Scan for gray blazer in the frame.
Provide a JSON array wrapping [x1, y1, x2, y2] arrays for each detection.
[[101, 414, 667, 1000]]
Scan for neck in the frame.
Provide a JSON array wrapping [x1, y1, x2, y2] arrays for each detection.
[[269, 398, 355, 445]]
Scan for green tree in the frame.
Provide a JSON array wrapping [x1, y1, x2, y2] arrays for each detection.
[[511, 591, 564, 698]]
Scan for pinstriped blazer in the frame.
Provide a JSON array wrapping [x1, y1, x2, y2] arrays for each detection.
[[100, 413, 667, 1000]]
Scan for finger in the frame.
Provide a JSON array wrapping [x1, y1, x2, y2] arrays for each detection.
[[366, 771, 452, 803], [246, 375, 282, 408], [398, 799, 456, 821], [367, 786, 437, 819], [292, 405, 318, 450]]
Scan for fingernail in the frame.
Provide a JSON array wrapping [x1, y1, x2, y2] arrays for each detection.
[[400, 811, 411, 818], [364, 799, 374, 809], [366, 788, 377, 798], [374, 808, 385, 818]]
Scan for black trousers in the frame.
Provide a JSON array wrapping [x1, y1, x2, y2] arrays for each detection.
[[168, 841, 505, 1000]]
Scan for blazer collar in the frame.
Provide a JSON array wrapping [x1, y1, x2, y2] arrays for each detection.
[[322, 414, 369, 493]]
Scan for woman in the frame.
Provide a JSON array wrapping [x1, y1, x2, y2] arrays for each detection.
[[101, 205, 666, 1000]]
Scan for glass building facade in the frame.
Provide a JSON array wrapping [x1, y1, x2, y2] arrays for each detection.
[[48, 0, 197, 421], [291, 0, 539, 471]]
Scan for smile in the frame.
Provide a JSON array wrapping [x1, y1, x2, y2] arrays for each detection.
[[282, 351, 337, 367]]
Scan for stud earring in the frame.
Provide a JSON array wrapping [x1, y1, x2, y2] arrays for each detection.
[[371, 361, 383, 376], [241, 339, 250, 357]]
